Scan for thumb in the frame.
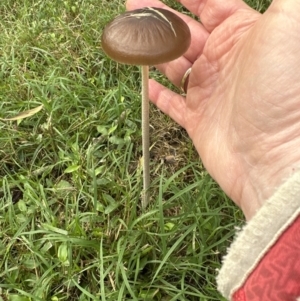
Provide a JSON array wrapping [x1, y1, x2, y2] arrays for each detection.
[[192, 0, 258, 32]]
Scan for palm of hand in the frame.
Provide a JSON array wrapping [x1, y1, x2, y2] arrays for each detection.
[[126, 0, 300, 218], [186, 5, 300, 216]]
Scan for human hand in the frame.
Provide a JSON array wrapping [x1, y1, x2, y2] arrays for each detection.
[[126, 0, 300, 219]]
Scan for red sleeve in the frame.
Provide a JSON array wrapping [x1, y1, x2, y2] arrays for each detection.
[[233, 215, 300, 301]]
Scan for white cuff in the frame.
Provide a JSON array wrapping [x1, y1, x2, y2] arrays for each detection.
[[217, 170, 300, 300]]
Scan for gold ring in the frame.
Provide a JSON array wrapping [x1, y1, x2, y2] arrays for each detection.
[[180, 67, 192, 94]]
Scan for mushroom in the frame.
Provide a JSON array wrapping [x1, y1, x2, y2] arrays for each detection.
[[101, 7, 191, 209]]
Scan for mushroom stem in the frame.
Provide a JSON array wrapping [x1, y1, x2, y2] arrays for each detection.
[[141, 65, 150, 209]]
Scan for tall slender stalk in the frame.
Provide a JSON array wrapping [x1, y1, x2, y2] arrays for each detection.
[[141, 65, 150, 209]]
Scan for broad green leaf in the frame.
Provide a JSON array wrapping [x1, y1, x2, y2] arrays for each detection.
[[109, 136, 124, 145], [58, 243, 68, 263], [96, 125, 108, 135], [104, 203, 118, 214], [64, 165, 80, 173], [164, 222, 175, 231], [96, 201, 105, 212], [108, 124, 118, 135], [17, 200, 27, 212]]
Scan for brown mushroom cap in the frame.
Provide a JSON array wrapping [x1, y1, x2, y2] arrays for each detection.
[[101, 7, 191, 65]]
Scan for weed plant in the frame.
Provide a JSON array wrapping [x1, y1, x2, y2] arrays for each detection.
[[0, 1, 271, 300]]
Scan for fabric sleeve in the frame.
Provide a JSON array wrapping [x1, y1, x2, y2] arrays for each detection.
[[217, 170, 300, 301]]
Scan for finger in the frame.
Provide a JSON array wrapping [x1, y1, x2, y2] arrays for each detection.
[[176, 0, 256, 32], [126, 0, 209, 87], [148, 79, 187, 128], [156, 17, 208, 88]]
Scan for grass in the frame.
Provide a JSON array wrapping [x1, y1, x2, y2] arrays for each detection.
[[0, 0, 271, 300]]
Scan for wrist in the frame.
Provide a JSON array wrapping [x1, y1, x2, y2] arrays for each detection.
[[238, 142, 300, 220]]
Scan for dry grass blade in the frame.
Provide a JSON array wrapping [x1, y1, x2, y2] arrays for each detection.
[[0, 105, 43, 121]]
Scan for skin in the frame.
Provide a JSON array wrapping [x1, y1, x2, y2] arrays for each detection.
[[126, 0, 300, 220]]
